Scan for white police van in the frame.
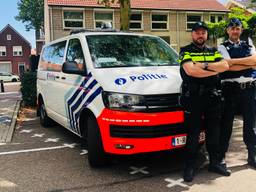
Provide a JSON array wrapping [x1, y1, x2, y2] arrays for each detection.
[[37, 29, 203, 167]]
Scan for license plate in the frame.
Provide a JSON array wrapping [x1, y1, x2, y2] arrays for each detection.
[[172, 136, 186, 146]]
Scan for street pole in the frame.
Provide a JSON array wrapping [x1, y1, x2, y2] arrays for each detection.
[[0, 80, 4, 92]]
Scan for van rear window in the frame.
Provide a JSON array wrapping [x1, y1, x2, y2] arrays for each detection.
[[86, 35, 178, 68]]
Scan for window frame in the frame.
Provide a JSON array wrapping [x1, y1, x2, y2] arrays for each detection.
[[129, 11, 143, 30], [209, 13, 224, 23], [151, 12, 169, 31], [0, 46, 6, 56], [62, 10, 85, 29], [13, 46, 23, 57], [93, 9, 114, 29], [7, 34, 11, 41], [186, 12, 203, 31]]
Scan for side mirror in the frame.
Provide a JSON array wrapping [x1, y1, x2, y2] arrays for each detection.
[[62, 61, 87, 75]]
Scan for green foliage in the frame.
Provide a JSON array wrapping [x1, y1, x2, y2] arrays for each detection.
[[20, 72, 37, 107], [247, 13, 256, 35], [207, 7, 253, 40], [207, 20, 227, 40], [15, 0, 44, 31]]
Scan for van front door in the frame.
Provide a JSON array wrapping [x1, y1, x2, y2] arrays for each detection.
[[60, 38, 87, 133]]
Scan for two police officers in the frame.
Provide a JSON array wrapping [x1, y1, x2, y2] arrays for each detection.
[[179, 22, 231, 182], [218, 18, 256, 169]]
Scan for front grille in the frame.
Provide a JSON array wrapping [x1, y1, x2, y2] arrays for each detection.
[[110, 123, 185, 138], [144, 93, 181, 112]]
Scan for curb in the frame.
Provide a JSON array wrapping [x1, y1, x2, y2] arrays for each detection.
[[5, 100, 21, 142]]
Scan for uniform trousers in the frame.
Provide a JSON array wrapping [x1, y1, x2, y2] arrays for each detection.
[[220, 82, 256, 157], [181, 83, 222, 166]]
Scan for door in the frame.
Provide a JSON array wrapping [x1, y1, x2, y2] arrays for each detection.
[[43, 40, 67, 124], [59, 38, 87, 133], [18, 63, 25, 76]]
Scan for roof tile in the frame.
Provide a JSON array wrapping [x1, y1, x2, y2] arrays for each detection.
[[47, 0, 228, 11]]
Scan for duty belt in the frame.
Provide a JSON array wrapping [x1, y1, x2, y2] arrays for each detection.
[[222, 80, 256, 90]]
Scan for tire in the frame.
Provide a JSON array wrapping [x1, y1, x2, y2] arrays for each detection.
[[39, 102, 53, 127], [87, 115, 109, 167], [12, 79, 17, 82]]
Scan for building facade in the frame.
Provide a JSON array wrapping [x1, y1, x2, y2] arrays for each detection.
[[0, 24, 31, 75], [45, 0, 229, 51]]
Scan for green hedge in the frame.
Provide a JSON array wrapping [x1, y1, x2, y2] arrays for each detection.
[[20, 71, 37, 107]]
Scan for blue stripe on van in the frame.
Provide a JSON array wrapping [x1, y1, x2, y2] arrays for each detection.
[[69, 79, 98, 132], [74, 86, 103, 126], [66, 73, 92, 132], [67, 73, 92, 106], [66, 72, 103, 134]]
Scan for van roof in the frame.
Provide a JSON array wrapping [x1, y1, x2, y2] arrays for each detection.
[[69, 28, 119, 35]]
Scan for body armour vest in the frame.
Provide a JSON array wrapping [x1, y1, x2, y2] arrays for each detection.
[[220, 40, 254, 80]]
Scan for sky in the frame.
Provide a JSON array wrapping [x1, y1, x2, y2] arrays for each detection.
[[0, 0, 229, 49], [0, 0, 36, 48]]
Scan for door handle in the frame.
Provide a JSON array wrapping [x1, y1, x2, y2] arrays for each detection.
[[61, 77, 66, 80]]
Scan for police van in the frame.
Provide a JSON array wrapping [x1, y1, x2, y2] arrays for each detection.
[[37, 29, 205, 167]]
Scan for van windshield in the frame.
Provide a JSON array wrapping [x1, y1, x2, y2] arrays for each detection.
[[86, 35, 178, 68]]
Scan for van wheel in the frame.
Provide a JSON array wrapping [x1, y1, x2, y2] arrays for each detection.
[[39, 102, 53, 127], [87, 115, 109, 167], [12, 79, 17, 82]]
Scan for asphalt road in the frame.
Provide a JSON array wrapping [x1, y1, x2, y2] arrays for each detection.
[[0, 111, 256, 192]]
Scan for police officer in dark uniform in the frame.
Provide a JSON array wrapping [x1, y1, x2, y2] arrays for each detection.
[[179, 21, 231, 182], [218, 18, 256, 169]]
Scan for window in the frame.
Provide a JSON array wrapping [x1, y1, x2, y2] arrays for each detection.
[[210, 15, 223, 23], [66, 39, 85, 71], [187, 14, 202, 30], [13, 46, 23, 56], [0, 46, 6, 56], [94, 12, 113, 29], [129, 13, 142, 30], [41, 41, 66, 72], [63, 11, 84, 28], [86, 35, 178, 68], [7, 34, 11, 40], [151, 13, 168, 30]]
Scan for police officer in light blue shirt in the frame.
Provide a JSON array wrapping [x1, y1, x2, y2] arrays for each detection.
[[218, 18, 256, 169]]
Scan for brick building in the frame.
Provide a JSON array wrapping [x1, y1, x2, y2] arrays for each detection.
[[44, 0, 229, 51], [0, 24, 31, 75]]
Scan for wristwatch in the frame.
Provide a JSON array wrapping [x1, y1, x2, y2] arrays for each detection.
[[203, 62, 208, 70]]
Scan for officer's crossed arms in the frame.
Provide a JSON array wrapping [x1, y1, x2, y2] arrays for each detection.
[[225, 54, 256, 70], [182, 57, 229, 78]]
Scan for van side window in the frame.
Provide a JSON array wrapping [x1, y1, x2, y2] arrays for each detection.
[[66, 39, 85, 71], [40, 41, 66, 72]]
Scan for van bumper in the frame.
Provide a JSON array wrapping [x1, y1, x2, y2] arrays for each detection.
[[97, 108, 205, 155]]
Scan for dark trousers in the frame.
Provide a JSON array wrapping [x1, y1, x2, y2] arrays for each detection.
[[220, 84, 256, 158], [181, 85, 222, 166]]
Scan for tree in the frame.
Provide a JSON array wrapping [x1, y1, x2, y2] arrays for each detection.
[[15, 0, 44, 38], [98, 0, 131, 31], [207, 7, 253, 42]]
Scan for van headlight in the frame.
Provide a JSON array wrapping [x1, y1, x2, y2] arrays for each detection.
[[102, 92, 147, 111]]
